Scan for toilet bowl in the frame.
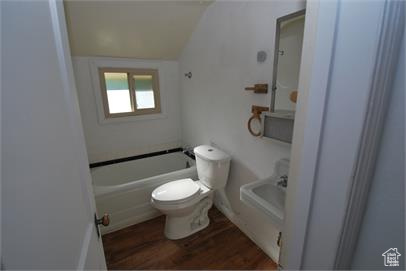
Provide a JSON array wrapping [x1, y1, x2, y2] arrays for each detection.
[[151, 145, 231, 240], [151, 178, 213, 239]]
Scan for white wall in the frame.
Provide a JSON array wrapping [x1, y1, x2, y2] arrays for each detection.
[[73, 57, 182, 163], [351, 33, 405, 270], [179, 0, 305, 260]]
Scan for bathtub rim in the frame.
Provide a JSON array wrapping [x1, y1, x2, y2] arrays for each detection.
[[93, 165, 197, 197], [89, 147, 197, 168]]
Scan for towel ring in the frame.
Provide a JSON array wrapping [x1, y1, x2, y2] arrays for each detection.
[[248, 114, 262, 137], [247, 105, 269, 137]]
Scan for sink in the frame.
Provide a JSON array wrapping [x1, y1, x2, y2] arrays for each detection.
[[240, 177, 286, 229], [240, 159, 289, 230]]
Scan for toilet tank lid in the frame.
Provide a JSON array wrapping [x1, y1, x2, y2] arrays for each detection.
[[194, 145, 231, 162]]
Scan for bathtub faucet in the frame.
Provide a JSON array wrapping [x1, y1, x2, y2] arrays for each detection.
[[183, 145, 195, 156]]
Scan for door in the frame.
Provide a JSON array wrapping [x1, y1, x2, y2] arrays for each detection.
[[1, 0, 106, 269]]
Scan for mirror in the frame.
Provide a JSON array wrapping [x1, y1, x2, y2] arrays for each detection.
[[271, 10, 305, 116]]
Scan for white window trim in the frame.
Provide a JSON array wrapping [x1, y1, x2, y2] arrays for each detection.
[[89, 57, 167, 124]]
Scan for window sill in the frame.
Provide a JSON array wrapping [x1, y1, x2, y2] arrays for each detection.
[[97, 112, 167, 125]]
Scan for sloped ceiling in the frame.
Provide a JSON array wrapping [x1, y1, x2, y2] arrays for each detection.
[[64, 1, 212, 60]]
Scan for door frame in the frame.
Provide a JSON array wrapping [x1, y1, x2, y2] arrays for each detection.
[[279, 0, 339, 268], [48, 0, 106, 269], [334, 1, 405, 268], [281, 0, 404, 269]]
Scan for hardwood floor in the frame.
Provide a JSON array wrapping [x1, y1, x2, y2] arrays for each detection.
[[102, 207, 277, 270]]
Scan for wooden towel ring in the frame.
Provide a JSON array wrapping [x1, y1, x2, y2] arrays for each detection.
[[247, 105, 269, 137], [248, 114, 262, 137]]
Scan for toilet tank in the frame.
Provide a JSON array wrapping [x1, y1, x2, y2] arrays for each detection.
[[194, 145, 231, 189]]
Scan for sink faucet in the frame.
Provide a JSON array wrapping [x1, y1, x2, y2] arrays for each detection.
[[277, 175, 288, 188]]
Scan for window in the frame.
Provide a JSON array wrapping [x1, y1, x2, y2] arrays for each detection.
[[98, 68, 161, 118]]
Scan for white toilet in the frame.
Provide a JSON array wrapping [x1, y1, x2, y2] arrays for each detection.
[[151, 145, 231, 240]]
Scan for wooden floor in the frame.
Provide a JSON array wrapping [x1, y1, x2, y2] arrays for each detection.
[[102, 207, 277, 270]]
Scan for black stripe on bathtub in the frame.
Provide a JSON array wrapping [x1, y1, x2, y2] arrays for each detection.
[[89, 148, 196, 168]]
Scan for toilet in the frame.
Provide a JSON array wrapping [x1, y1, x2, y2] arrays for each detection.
[[151, 145, 231, 240]]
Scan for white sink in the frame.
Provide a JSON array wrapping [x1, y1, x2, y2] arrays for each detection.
[[240, 177, 286, 229]]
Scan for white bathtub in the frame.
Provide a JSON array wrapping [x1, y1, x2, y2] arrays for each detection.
[[91, 152, 197, 234]]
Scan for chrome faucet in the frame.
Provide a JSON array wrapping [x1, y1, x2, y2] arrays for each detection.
[[277, 175, 288, 188]]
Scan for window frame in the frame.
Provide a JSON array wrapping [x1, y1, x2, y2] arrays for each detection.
[[98, 67, 161, 118]]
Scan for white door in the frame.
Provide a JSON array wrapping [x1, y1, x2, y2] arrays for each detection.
[[1, 0, 106, 269]]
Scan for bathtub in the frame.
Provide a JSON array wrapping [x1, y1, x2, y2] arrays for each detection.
[[91, 152, 197, 234]]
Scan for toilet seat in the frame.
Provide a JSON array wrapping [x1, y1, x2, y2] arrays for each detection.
[[151, 178, 201, 205]]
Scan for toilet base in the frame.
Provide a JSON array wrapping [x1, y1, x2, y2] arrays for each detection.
[[164, 197, 212, 240]]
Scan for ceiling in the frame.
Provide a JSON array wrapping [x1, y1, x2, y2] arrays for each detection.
[[64, 1, 212, 60]]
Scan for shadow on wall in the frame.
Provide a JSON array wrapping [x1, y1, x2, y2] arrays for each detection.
[[225, 159, 257, 215], [215, 158, 281, 260]]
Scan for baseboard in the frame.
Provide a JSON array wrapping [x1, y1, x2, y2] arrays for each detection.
[[214, 201, 280, 264]]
